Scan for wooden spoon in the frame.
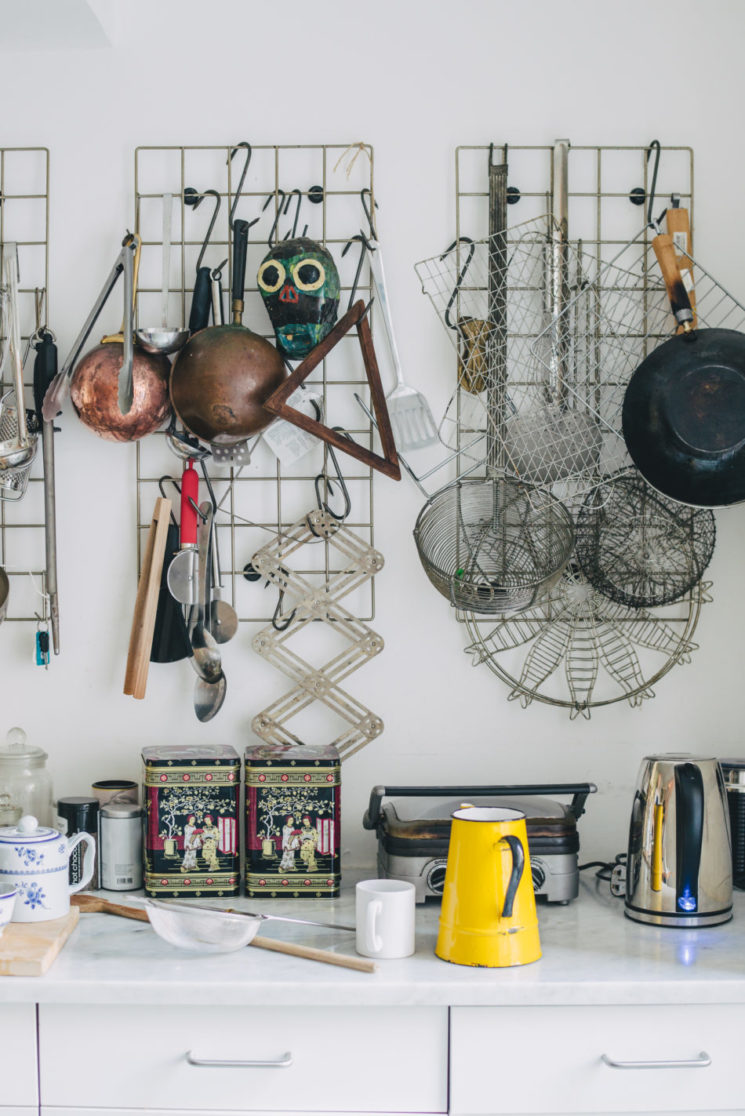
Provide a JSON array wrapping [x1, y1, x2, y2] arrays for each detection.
[[71, 895, 375, 974]]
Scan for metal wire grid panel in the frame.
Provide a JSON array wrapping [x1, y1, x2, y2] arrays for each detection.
[[133, 143, 380, 623], [416, 142, 710, 717], [0, 148, 50, 623]]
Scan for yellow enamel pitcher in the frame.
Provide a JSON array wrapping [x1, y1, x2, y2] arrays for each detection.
[[436, 805, 541, 967]]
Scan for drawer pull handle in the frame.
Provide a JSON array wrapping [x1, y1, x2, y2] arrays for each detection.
[[186, 1051, 293, 1069], [601, 1051, 711, 1070]]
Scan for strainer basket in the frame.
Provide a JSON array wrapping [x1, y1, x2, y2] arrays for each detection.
[[0, 393, 34, 501], [413, 476, 575, 616]]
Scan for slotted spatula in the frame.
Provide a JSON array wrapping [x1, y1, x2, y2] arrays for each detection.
[[367, 232, 438, 451]]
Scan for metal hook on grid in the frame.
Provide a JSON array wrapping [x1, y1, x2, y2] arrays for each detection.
[[228, 141, 252, 227], [262, 190, 291, 247], [306, 398, 352, 524], [440, 237, 476, 330], [361, 187, 378, 241], [157, 476, 180, 526], [283, 188, 303, 240], [341, 234, 370, 311], [184, 188, 222, 272]]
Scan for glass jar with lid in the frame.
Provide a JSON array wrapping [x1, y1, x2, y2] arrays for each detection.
[[0, 727, 54, 826]]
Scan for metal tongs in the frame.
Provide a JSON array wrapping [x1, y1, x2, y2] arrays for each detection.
[[42, 233, 138, 422]]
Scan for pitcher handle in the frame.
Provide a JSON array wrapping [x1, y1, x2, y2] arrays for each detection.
[[67, 831, 96, 894], [499, 835, 525, 918]]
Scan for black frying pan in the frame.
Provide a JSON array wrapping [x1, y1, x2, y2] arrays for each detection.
[[622, 233, 745, 507]]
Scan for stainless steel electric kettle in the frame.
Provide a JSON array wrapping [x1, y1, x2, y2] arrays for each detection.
[[625, 754, 732, 928]]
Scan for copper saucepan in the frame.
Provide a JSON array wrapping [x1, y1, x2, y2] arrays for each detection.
[[170, 219, 286, 446]]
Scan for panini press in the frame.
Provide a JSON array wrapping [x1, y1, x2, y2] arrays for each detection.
[[363, 783, 597, 904]]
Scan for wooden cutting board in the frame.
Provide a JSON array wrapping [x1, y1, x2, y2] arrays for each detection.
[[0, 907, 79, 976]]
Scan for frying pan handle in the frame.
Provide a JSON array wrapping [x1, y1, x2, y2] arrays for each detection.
[[189, 267, 212, 334], [653, 233, 694, 332], [665, 207, 697, 332], [231, 218, 249, 323], [180, 458, 199, 548]]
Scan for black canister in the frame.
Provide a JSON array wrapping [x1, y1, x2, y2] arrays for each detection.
[[57, 796, 99, 888], [719, 759, 745, 890]]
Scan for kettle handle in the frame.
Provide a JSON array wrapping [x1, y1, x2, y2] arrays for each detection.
[[498, 835, 525, 919]]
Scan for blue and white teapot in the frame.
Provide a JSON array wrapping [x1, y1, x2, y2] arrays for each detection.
[[0, 815, 95, 922]]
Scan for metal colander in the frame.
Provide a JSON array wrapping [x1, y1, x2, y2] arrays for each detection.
[[413, 476, 575, 616]]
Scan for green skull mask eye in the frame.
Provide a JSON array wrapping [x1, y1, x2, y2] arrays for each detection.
[[258, 236, 340, 359]]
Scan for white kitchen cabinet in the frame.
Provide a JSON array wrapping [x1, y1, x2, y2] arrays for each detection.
[[0, 1004, 38, 1111], [450, 1004, 745, 1115], [38, 1003, 448, 1113]]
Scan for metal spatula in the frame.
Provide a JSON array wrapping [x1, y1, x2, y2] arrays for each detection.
[[367, 235, 438, 451]]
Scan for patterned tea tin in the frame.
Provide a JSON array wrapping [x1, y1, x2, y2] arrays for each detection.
[[142, 745, 240, 898], [245, 744, 341, 898]]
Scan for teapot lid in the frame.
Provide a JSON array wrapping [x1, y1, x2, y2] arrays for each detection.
[[0, 727, 47, 765], [0, 815, 59, 843]]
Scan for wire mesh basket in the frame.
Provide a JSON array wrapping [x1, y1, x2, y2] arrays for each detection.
[[415, 217, 604, 493], [0, 392, 35, 501], [413, 476, 575, 616], [574, 469, 716, 609]]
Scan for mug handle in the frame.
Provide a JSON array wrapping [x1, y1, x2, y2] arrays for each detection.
[[67, 831, 96, 894], [366, 899, 383, 953], [498, 835, 525, 919]]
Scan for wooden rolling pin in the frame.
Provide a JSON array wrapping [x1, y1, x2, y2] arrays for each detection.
[[72, 895, 375, 974]]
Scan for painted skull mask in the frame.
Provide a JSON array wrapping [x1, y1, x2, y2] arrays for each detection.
[[258, 237, 340, 359]]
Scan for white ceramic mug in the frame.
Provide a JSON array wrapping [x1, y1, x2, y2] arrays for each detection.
[[356, 878, 416, 959], [0, 815, 95, 922]]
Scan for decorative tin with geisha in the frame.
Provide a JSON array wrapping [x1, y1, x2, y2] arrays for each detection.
[[142, 745, 240, 898], [245, 743, 340, 898]]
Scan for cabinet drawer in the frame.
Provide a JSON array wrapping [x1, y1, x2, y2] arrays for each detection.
[[451, 1004, 745, 1114], [39, 1004, 447, 1112], [0, 1004, 38, 1107]]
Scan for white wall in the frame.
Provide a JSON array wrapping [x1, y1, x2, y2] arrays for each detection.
[[1, 0, 744, 869]]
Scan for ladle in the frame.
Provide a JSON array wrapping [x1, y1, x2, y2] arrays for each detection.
[[199, 460, 238, 643], [189, 501, 223, 683], [194, 671, 226, 722], [136, 194, 189, 355]]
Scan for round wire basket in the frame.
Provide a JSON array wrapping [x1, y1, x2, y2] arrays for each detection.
[[574, 470, 716, 609], [413, 476, 575, 616]]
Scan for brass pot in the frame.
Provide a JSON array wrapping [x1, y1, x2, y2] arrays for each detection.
[[70, 343, 171, 442]]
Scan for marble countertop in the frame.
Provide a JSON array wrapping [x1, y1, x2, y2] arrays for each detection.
[[1, 873, 744, 1008]]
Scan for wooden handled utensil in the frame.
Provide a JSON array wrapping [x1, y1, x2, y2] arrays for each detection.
[[72, 895, 376, 974], [124, 496, 172, 699], [666, 203, 697, 331]]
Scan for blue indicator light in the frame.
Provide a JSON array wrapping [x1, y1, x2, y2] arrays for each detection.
[[678, 889, 697, 912]]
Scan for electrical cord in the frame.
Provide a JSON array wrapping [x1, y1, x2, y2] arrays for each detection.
[[579, 852, 627, 891]]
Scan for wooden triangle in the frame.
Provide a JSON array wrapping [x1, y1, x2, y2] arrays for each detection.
[[263, 299, 401, 481]]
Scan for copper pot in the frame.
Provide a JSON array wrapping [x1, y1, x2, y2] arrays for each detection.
[[170, 218, 286, 444], [70, 343, 171, 443], [170, 325, 285, 444]]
